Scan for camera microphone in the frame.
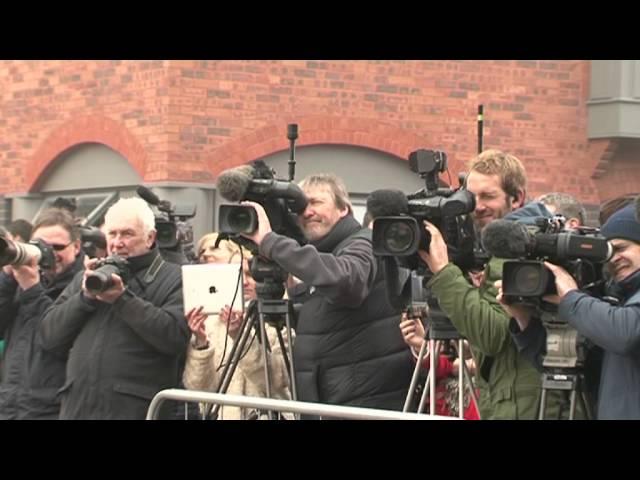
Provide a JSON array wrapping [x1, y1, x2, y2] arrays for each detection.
[[481, 219, 532, 259], [136, 185, 161, 206], [217, 164, 308, 214], [366, 189, 409, 219]]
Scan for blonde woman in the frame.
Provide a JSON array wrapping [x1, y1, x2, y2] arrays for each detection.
[[183, 233, 291, 419]]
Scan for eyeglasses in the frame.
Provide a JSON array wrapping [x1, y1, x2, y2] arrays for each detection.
[[49, 241, 73, 252]]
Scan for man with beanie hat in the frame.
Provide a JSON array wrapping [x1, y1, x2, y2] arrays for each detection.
[[538, 203, 640, 419]]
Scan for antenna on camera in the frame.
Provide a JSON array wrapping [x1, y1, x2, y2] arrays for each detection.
[[477, 104, 484, 154], [287, 123, 298, 181]]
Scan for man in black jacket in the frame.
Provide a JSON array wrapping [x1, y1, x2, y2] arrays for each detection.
[[0, 208, 84, 419], [40, 197, 189, 419], [243, 173, 412, 412]]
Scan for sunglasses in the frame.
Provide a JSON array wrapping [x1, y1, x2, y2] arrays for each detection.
[[49, 241, 73, 252]]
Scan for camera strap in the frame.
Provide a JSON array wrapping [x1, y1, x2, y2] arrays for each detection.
[[142, 254, 166, 285]]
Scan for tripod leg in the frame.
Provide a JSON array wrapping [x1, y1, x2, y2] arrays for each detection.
[[458, 340, 464, 419], [209, 305, 256, 420], [284, 305, 298, 402], [538, 388, 547, 420], [568, 389, 578, 421], [257, 305, 276, 420], [429, 340, 441, 416], [450, 340, 481, 420], [417, 369, 432, 414], [403, 339, 427, 412]]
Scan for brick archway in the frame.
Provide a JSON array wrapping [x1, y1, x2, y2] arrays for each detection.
[[206, 115, 464, 182], [26, 115, 148, 192]]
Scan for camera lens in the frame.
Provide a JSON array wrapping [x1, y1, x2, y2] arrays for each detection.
[[384, 221, 416, 254], [514, 264, 542, 295], [229, 209, 254, 232]]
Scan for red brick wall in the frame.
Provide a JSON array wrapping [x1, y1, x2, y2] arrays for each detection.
[[0, 60, 625, 205]]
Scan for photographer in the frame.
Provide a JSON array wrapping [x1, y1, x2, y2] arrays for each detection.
[[40, 198, 190, 419], [182, 232, 291, 420], [243, 173, 412, 411], [502, 203, 640, 419], [0, 208, 84, 419], [418, 150, 569, 419]]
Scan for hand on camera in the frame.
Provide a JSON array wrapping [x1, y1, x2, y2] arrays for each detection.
[[93, 274, 125, 304], [542, 261, 578, 303], [81, 258, 100, 300], [219, 304, 243, 339], [417, 221, 449, 274], [12, 256, 40, 290], [240, 201, 272, 246], [186, 306, 209, 349], [495, 280, 535, 331]]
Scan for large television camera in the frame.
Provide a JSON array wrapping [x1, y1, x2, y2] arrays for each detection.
[[369, 149, 478, 272], [484, 215, 614, 371], [488, 216, 613, 304], [136, 186, 197, 265]]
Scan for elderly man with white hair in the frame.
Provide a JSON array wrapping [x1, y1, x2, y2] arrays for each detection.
[[40, 197, 189, 419]]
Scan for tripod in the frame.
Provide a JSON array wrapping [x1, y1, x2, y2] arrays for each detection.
[[208, 260, 298, 420], [403, 305, 480, 419], [538, 369, 592, 420]]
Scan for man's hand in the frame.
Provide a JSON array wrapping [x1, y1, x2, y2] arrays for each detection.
[[240, 201, 272, 246], [417, 221, 449, 274], [495, 280, 535, 331], [468, 270, 485, 288], [542, 261, 578, 304], [12, 256, 40, 290]]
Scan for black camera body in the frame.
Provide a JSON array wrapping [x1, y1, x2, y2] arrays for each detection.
[[85, 255, 130, 294], [371, 149, 477, 271], [502, 218, 612, 303], [0, 236, 56, 270]]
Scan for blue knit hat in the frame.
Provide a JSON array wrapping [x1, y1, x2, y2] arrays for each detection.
[[601, 204, 640, 243]]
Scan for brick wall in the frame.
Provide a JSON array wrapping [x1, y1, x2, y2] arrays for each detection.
[[0, 60, 629, 207]]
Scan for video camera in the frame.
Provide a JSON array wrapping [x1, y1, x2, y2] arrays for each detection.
[[216, 124, 308, 249], [497, 216, 612, 303], [85, 255, 130, 295], [369, 149, 478, 272], [484, 215, 614, 371], [136, 186, 197, 264]]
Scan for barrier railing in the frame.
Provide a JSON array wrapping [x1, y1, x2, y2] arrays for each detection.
[[146, 389, 458, 420]]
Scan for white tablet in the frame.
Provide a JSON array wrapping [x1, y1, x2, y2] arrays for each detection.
[[181, 263, 244, 315]]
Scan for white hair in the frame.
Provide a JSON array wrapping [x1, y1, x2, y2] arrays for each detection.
[[104, 197, 156, 235]]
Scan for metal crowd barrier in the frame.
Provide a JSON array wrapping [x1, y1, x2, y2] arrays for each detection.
[[146, 389, 459, 420]]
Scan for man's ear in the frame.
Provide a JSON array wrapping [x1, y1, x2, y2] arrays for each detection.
[[511, 189, 526, 210], [567, 218, 581, 229], [147, 230, 157, 248]]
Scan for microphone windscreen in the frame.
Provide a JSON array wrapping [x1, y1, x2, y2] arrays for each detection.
[[217, 165, 254, 202], [137, 185, 160, 206], [366, 189, 409, 219], [481, 219, 531, 259]]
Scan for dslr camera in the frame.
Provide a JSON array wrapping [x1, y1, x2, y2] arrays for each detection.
[[85, 255, 130, 294], [0, 236, 56, 270]]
